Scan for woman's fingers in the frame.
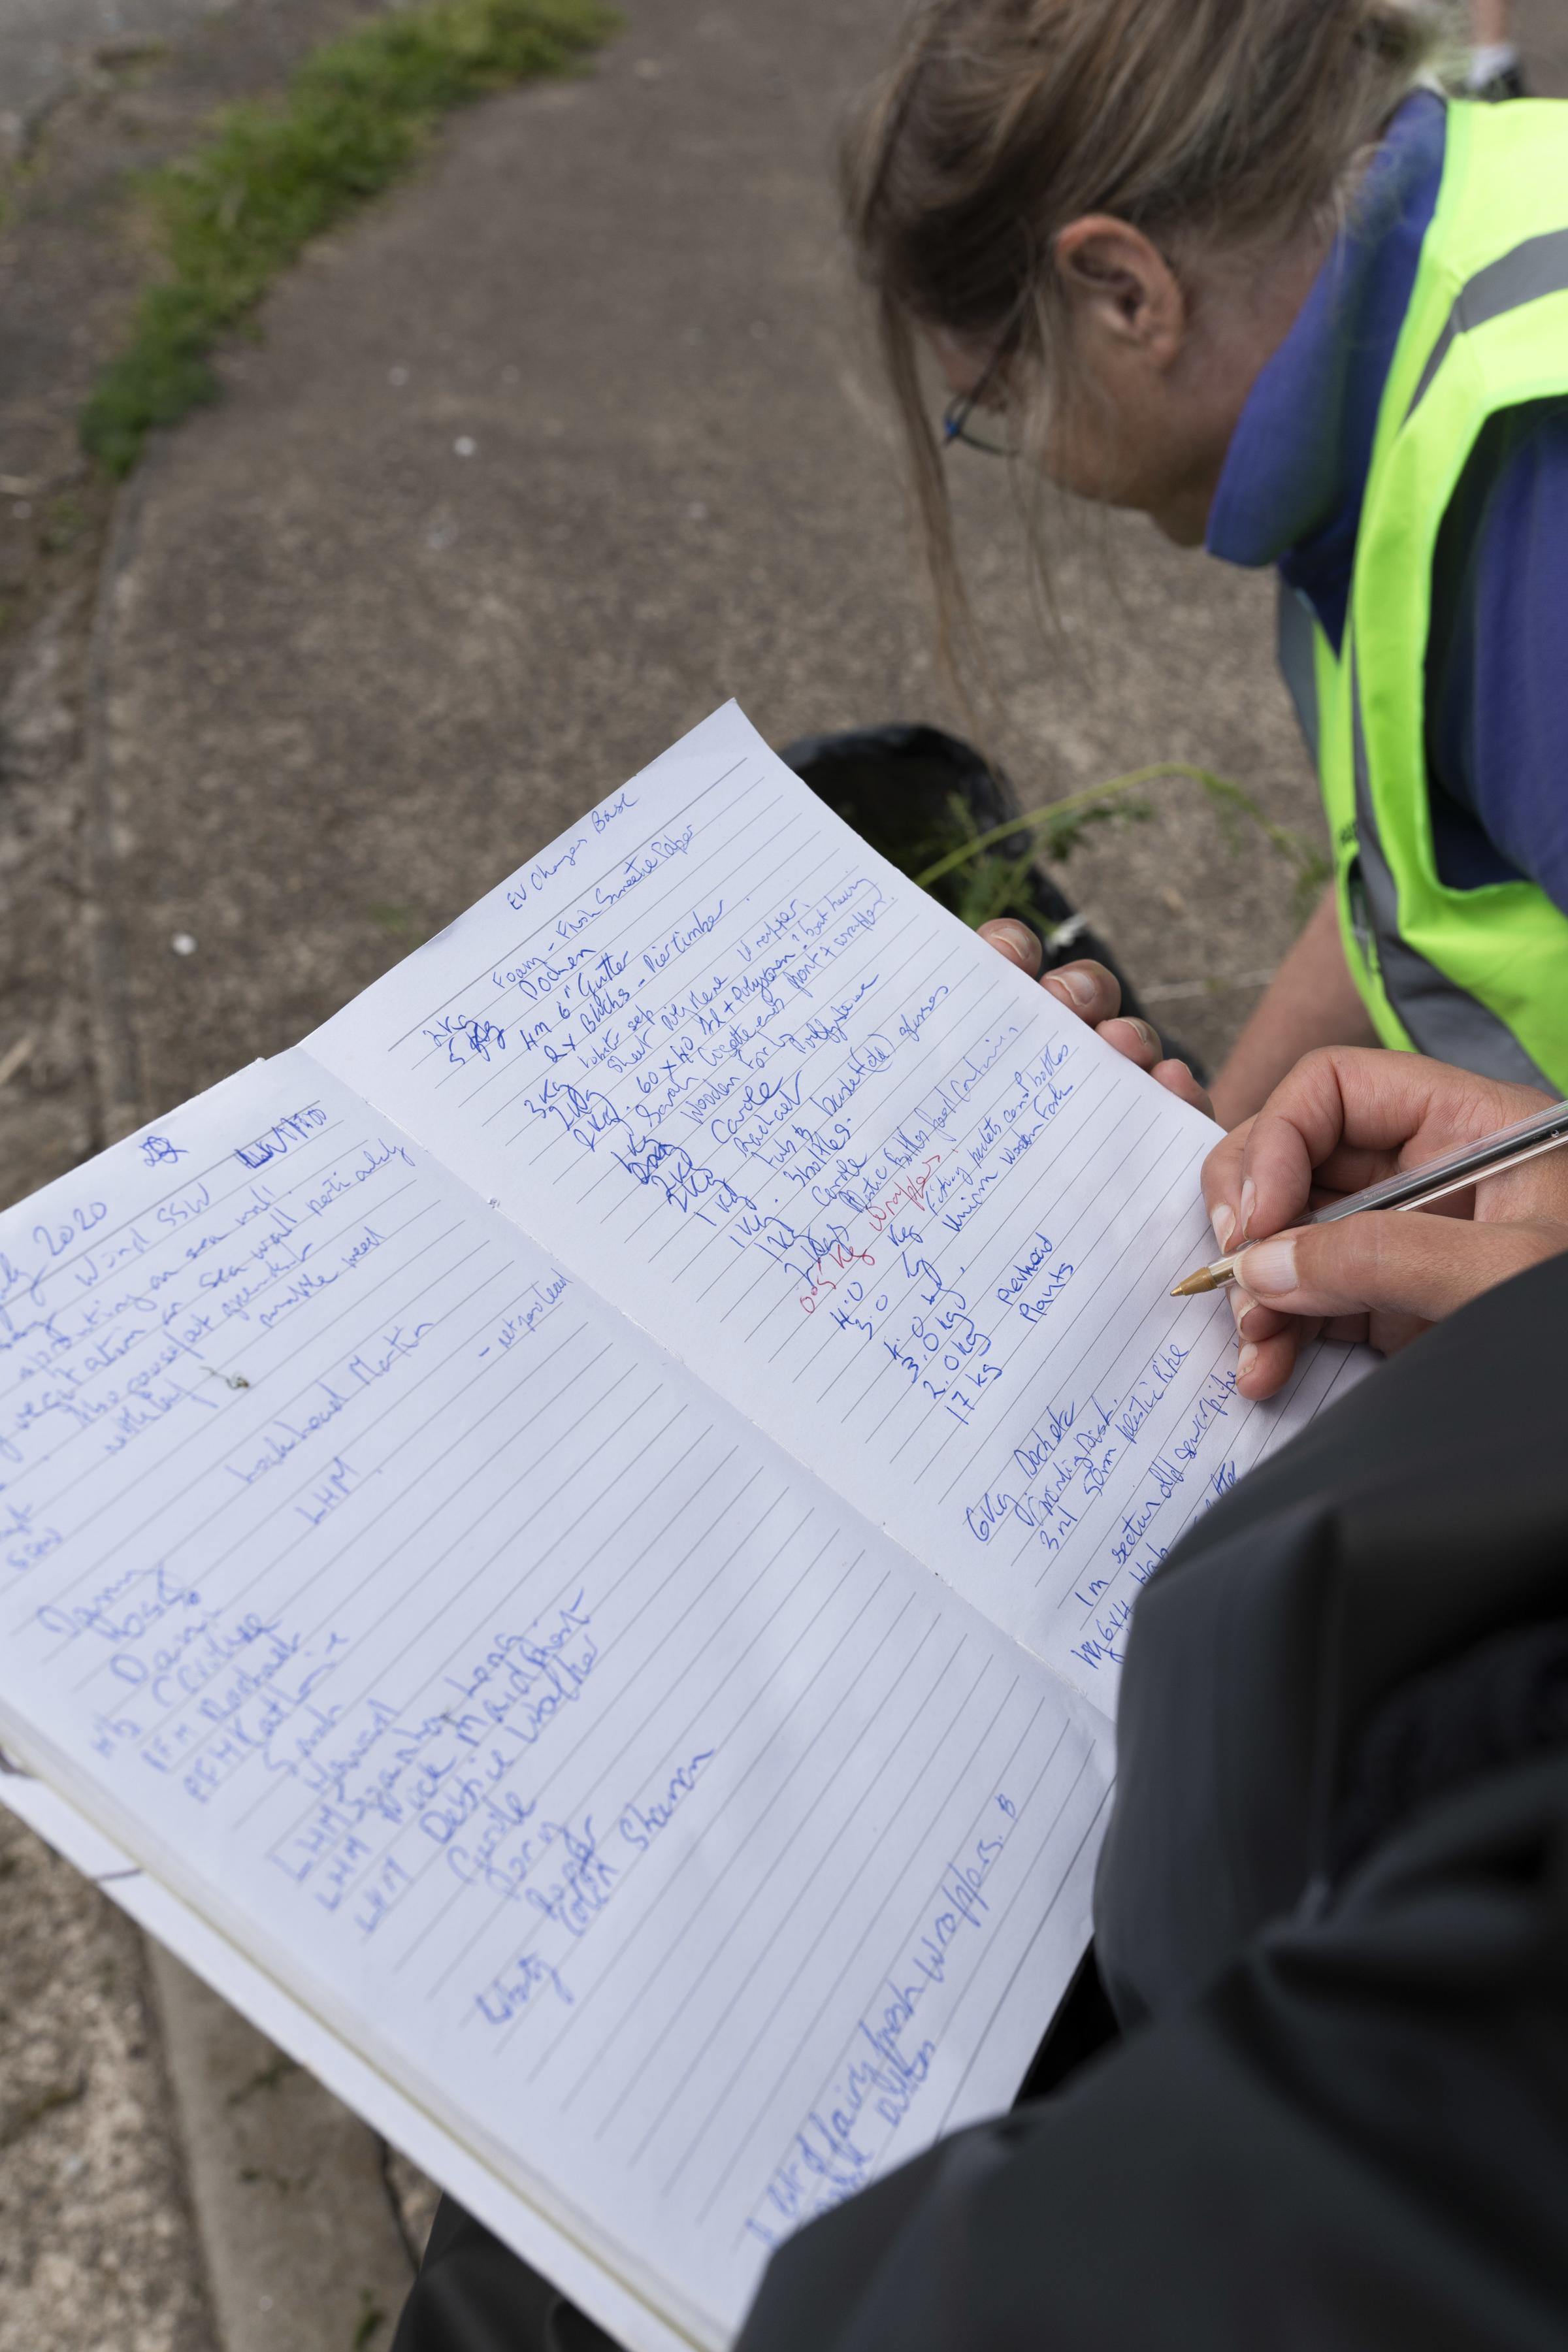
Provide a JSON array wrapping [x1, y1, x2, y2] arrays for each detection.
[[1233, 1209, 1568, 1328], [1201, 1119, 1254, 1249], [1233, 1109, 1319, 1242], [1150, 1057, 1214, 1119], [1202, 1054, 1566, 1387], [1233, 1292, 1292, 1343], [1043, 960, 1122, 1025], [1201, 1050, 1552, 1249], [1087, 1012, 1211, 1115], [977, 929, 1211, 1106], [1234, 1050, 1552, 1241], [1233, 1325, 1303, 1401], [1233, 1309, 1343, 1400], [1093, 1018, 1213, 1117], [978, 925, 1127, 1025], [978, 919, 1043, 977], [1098, 1015, 1161, 1069]]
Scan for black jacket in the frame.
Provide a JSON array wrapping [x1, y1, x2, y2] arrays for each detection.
[[737, 1256, 1568, 2351]]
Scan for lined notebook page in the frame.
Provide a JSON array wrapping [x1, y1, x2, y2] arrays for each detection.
[[310, 704, 1365, 1701], [0, 1051, 1108, 2350]]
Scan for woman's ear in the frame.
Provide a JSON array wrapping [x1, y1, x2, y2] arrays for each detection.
[[1053, 216, 1188, 368]]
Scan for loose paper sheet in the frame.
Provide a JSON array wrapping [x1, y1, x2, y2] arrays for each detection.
[[0, 1053, 1107, 2348], [310, 704, 1365, 1702]]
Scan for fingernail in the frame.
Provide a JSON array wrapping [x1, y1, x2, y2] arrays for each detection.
[[989, 921, 1035, 964], [1237, 1343, 1258, 1384], [1048, 968, 1096, 1010], [1239, 1178, 1256, 1239], [1210, 1203, 1235, 1252], [1228, 1282, 1252, 1332], [1236, 1235, 1297, 1298]]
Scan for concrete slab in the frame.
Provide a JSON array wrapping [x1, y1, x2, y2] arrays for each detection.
[[0, 0, 232, 140], [0, 1802, 215, 2352], [0, 0, 401, 1213], [146, 1950, 416, 2352], [95, 0, 1323, 1098]]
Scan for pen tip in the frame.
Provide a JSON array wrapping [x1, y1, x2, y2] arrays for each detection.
[[1170, 1271, 1216, 1298]]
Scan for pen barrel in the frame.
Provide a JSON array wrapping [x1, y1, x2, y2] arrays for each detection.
[[1309, 1099, 1568, 1225]]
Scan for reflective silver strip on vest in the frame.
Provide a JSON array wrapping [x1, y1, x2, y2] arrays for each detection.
[[1348, 661, 1555, 1088], [1407, 227, 1568, 416], [1275, 580, 1320, 764]]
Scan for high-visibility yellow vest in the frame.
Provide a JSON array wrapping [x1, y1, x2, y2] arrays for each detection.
[[1279, 99, 1568, 1094]]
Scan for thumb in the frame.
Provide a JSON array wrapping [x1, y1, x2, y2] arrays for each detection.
[[1233, 1211, 1567, 1326]]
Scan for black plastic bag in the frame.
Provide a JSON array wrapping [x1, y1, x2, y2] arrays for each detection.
[[778, 723, 1203, 1077]]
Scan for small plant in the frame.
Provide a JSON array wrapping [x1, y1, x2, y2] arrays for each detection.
[[368, 902, 428, 943], [80, 0, 617, 476], [225, 2050, 299, 2108], [913, 760, 1330, 929], [353, 2287, 387, 2349], [40, 495, 89, 554]]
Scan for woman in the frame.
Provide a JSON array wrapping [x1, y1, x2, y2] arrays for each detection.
[[843, 0, 1568, 1128]]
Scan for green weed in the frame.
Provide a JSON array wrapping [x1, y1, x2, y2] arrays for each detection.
[[225, 2050, 299, 2107], [353, 2287, 387, 2348], [368, 902, 428, 942], [40, 495, 90, 553], [914, 762, 1330, 929], [81, 0, 617, 476]]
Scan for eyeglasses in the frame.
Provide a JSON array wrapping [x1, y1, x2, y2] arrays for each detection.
[[939, 345, 1015, 457]]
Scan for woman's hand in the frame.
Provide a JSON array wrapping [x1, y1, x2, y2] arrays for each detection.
[[1201, 1047, 1568, 1399], [979, 919, 1211, 1115]]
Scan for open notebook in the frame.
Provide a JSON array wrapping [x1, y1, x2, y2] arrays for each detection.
[[0, 706, 1364, 2349]]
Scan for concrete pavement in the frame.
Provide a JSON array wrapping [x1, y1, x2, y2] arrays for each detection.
[[91, 0, 1322, 1113], [145, 1951, 426, 2352]]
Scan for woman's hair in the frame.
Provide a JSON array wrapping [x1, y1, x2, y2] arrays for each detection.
[[843, 0, 1460, 670]]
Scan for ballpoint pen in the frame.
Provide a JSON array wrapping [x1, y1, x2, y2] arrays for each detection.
[[1171, 1094, 1568, 1298]]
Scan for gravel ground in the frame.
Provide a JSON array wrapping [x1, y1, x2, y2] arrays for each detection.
[[0, 1806, 213, 2352]]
